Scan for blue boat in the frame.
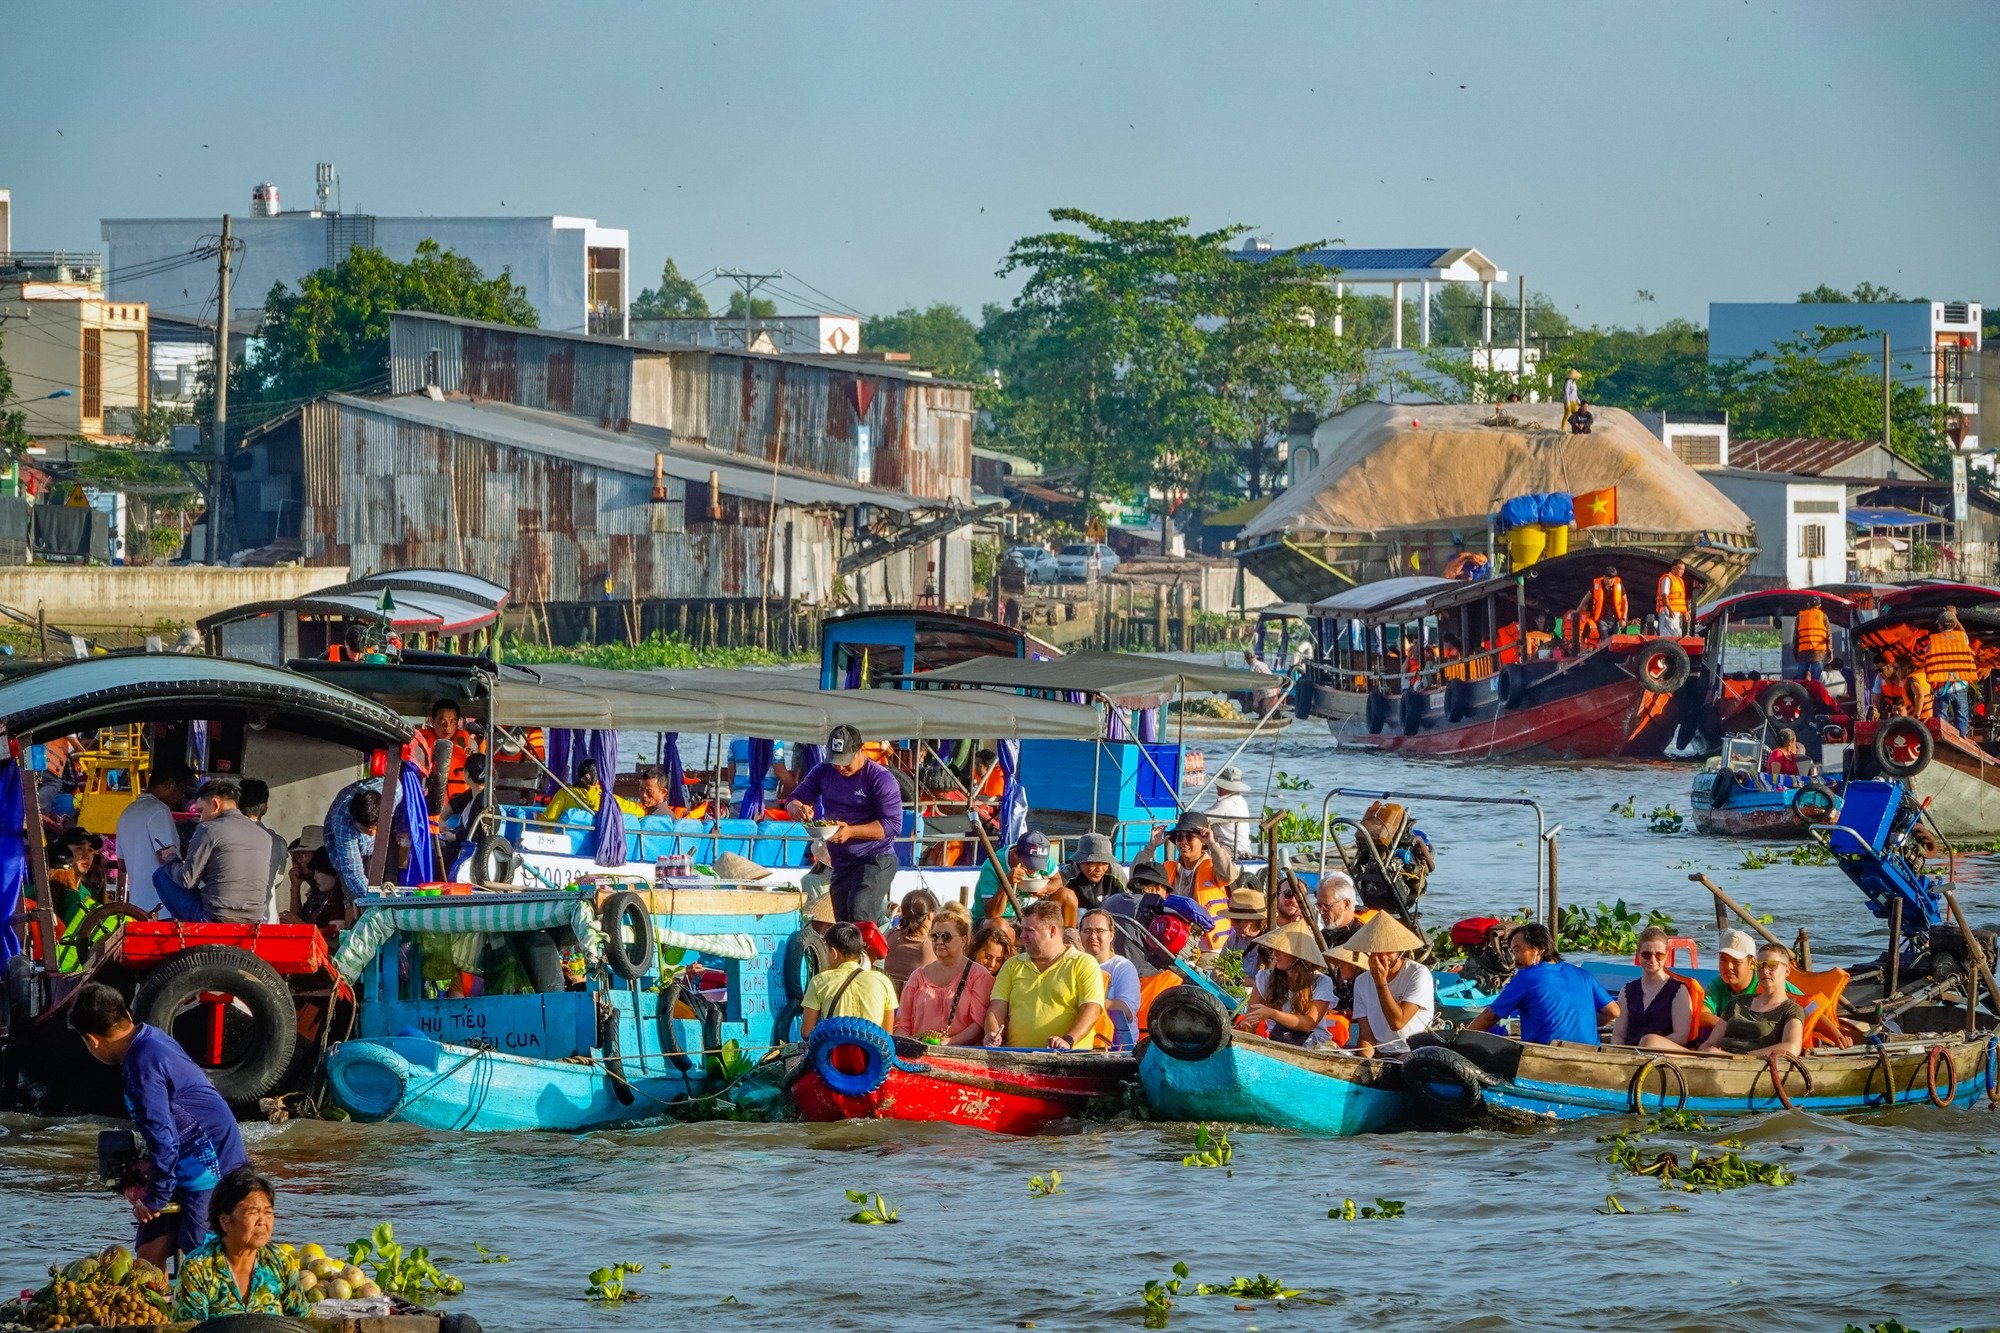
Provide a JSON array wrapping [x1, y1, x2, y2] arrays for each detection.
[[1691, 735, 1843, 838], [322, 882, 817, 1131], [1135, 987, 1410, 1135]]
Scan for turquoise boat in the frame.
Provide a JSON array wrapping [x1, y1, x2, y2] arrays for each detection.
[[1136, 987, 1410, 1135], [322, 882, 816, 1131]]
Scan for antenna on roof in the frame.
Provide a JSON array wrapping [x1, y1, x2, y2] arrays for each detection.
[[315, 162, 335, 214]]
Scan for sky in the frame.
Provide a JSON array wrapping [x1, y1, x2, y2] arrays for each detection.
[[3, 0, 1994, 331]]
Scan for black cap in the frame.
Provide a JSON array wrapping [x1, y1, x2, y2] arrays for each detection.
[[1128, 860, 1173, 892], [827, 725, 864, 758]]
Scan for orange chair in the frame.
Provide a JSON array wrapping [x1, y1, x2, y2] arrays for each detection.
[[1789, 965, 1853, 1049], [1670, 973, 1711, 1045]]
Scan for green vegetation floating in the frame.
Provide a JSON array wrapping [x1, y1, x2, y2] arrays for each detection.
[[502, 632, 807, 671]]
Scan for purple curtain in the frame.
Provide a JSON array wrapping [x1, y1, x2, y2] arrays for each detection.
[[544, 729, 576, 798], [1106, 709, 1130, 742], [843, 658, 863, 689], [997, 740, 1026, 850], [1137, 707, 1160, 743], [736, 738, 775, 819], [393, 760, 437, 887], [590, 729, 627, 867], [659, 733, 685, 806], [0, 758, 25, 963]]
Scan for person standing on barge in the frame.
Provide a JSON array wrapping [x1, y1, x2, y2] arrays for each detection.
[[785, 725, 904, 926]]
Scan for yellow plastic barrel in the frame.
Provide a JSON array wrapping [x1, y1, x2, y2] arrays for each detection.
[[1507, 525, 1547, 570], [1543, 522, 1570, 558]]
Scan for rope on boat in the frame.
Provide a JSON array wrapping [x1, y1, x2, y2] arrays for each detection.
[[1985, 1037, 1999, 1111], [383, 1043, 497, 1123], [1752, 1053, 1812, 1112], [1863, 1038, 1897, 1108]]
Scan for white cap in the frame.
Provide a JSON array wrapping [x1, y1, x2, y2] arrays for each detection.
[[1718, 929, 1757, 961]]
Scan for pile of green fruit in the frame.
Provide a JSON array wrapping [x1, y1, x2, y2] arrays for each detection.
[[10, 1247, 171, 1329], [283, 1243, 383, 1302]]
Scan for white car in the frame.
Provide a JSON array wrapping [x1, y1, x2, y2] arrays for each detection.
[[1002, 545, 1059, 582], [1055, 542, 1120, 581]]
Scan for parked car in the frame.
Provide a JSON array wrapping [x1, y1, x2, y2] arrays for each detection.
[[1003, 544, 1059, 582], [1055, 542, 1120, 581]]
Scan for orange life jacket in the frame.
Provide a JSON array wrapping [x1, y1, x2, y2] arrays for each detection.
[[411, 725, 479, 801], [1135, 970, 1182, 1037], [1589, 576, 1628, 624], [1794, 606, 1830, 656], [1656, 572, 1688, 616], [1879, 673, 1933, 720], [1169, 854, 1231, 950], [1923, 628, 1978, 684], [1496, 621, 1522, 666]]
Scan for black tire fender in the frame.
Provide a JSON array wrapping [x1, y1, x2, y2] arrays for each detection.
[[1400, 688, 1429, 736], [1365, 690, 1390, 736], [772, 925, 831, 1042], [1443, 679, 1475, 723], [1496, 664, 1529, 710], [1709, 767, 1738, 810], [600, 890, 655, 982], [1637, 638, 1693, 694], [1145, 983, 1231, 1063], [3, 953, 38, 1030], [1404, 1043, 1495, 1125], [1874, 716, 1934, 779], [469, 835, 518, 886], [1759, 680, 1812, 726], [131, 945, 297, 1106]]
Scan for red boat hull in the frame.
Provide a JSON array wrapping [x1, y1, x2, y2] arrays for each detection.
[[791, 1046, 1135, 1135], [1333, 677, 1678, 760]]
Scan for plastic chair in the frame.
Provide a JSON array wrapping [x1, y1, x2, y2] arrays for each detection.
[[1789, 965, 1853, 1049], [1666, 936, 1700, 972]]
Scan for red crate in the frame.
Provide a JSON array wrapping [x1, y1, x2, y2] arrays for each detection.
[[115, 922, 331, 976]]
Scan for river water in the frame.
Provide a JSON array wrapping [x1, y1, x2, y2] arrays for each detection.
[[6, 728, 1999, 1331]]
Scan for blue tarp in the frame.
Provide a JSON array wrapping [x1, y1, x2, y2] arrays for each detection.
[[1848, 506, 1938, 530], [997, 739, 1027, 850], [1538, 493, 1576, 525], [393, 760, 437, 887]]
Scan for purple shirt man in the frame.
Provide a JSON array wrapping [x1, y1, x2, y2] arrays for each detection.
[[786, 725, 903, 925]]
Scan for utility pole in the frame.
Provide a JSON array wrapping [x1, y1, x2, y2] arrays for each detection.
[[715, 268, 783, 352], [1516, 274, 1527, 391], [717, 267, 784, 647], [1880, 330, 1893, 452], [210, 214, 231, 564]]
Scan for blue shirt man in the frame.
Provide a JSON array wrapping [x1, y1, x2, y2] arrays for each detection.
[[70, 983, 248, 1268], [1468, 923, 1619, 1047]]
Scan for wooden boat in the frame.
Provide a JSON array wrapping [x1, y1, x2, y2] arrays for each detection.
[[1404, 1029, 1998, 1123], [1693, 588, 1862, 746], [1301, 552, 1710, 760], [1845, 605, 2000, 838], [1690, 736, 1843, 838], [787, 1017, 1135, 1135]]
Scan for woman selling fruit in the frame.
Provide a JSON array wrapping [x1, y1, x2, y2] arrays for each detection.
[[171, 1166, 314, 1320]]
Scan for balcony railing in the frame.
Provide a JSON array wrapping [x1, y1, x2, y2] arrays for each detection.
[[1, 250, 105, 285]]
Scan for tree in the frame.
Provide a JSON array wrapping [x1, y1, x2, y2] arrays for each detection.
[[1797, 281, 1914, 304], [723, 290, 778, 319], [1710, 325, 1944, 474], [863, 304, 986, 379], [0, 328, 30, 457], [630, 258, 709, 320], [234, 239, 537, 421]]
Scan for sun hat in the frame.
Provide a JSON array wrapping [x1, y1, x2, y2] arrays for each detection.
[[1213, 766, 1251, 795], [1344, 912, 1425, 955], [1257, 920, 1327, 969], [1568, 368, 1582, 380], [713, 852, 771, 883], [1718, 928, 1758, 961], [1074, 832, 1115, 865], [1127, 860, 1173, 893], [1167, 811, 1211, 838], [290, 824, 326, 854], [1327, 945, 1369, 969], [1226, 886, 1268, 921]]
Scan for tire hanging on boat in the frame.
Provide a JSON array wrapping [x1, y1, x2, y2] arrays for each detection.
[[1400, 689, 1429, 737], [1637, 638, 1692, 694], [1495, 664, 1529, 710], [1402, 1044, 1495, 1124], [1443, 679, 1475, 723], [1365, 691, 1390, 735], [773, 926, 832, 1042], [1708, 768, 1737, 810], [1873, 717, 1933, 779], [131, 945, 296, 1105], [599, 891, 655, 982], [469, 835, 518, 886], [1758, 680, 1812, 726], [806, 1016, 896, 1097], [1144, 984, 1230, 1063]]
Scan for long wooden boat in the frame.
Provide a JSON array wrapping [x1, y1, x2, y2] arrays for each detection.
[[1404, 1030, 1998, 1123], [1690, 742, 1843, 839], [787, 1018, 1134, 1134], [1137, 1031, 1409, 1136], [1303, 551, 1709, 760], [1843, 605, 2000, 838]]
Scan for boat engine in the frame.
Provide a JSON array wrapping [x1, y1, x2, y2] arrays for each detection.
[[1333, 802, 1433, 936], [1814, 779, 1950, 973]]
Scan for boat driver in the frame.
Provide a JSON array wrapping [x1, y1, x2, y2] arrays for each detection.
[[785, 725, 904, 926]]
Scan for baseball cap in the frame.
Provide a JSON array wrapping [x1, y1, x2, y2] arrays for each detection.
[[1718, 929, 1757, 961], [826, 725, 864, 758], [1014, 830, 1051, 871]]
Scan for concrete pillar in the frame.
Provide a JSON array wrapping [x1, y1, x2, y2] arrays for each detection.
[[1482, 280, 1494, 346], [1420, 280, 1432, 347], [1333, 281, 1344, 337], [1392, 281, 1404, 349]]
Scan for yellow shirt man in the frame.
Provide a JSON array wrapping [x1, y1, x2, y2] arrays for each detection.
[[801, 959, 899, 1030], [991, 948, 1106, 1047], [540, 784, 644, 822]]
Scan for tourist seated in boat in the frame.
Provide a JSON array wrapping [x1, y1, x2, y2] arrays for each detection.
[[984, 901, 1106, 1050], [45, 826, 105, 923], [1762, 728, 1814, 779], [973, 829, 1053, 921], [884, 889, 938, 988], [970, 920, 1015, 974], [1316, 873, 1376, 949], [1326, 943, 1366, 1013], [1344, 913, 1436, 1057], [1203, 766, 1256, 859], [785, 725, 904, 925], [541, 758, 645, 821], [1612, 926, 1701, 1049], [895, 909, 993, 1046], [1873, 652, 1932, 721], [153, 778, 282, 924], [1701, 929, 1803, 1029], [800, 923, 900, 1037], [1466, 923, 1619, 1046], [1240, 920, 1341, 1048], [634, 765, 674, 816], [1224, 886, 1268, 953], [1700, 943, 1807, 1059], [170, 1166, 313, 1321], [1079, 909, 1141, 1050], [410, 697, 482, 809], [1058, 832, 1126, 913]]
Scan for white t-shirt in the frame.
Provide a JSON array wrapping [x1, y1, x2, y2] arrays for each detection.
[[1098, 953, 1142, 1049], [1254, 966, 1342, 1046], [1205, 792, 1255, 858], [1351, 960, 1435, 1054], [114, 792, 181, 913]]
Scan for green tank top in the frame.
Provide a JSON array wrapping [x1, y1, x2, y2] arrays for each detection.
[[1717, 995, 1805, 1054]]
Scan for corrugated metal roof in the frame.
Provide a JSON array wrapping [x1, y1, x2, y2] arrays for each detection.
[[1241, 247, 1452, 271], [391, 310, 976, 388], [1726, 437, 1883, 476], [324, 393, 926, 513]]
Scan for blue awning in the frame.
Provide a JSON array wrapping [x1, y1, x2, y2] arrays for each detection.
[[1848, 506, 1940, 529]]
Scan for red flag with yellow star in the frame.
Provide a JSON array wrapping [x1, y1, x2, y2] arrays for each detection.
[[1572, 487, 1618, 530]]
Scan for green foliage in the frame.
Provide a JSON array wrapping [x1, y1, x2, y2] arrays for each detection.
[[1647, 806, 1685, 834], [470, 1242, 509, 1264], [345, 1223, 464, 1302], [1557, 901, 1672, 955], [1596, 1193, 1688, 1215], [1261, 807, 1323, 845], [1142, 1261, 1188, 1326], [1798, 282, 1913, 304], [631, 258, 710, 319], [724, 290, 778, 320], [0, 327, 32, 457], [1329, 1197, 1406, 1221], [585, 1260, 663, 1304], [1209, 948, 1248, 994], [971, 536, 1002, 591], [1599, 1117, 1796, 1192], [1026, 1171, 1064, 1198], [1610, 795, 1637, 818], [864, 303, 987, 379], [1195, 1274, 1301, 1299], [1180, 1124, 1232, 1169], [843, 1190, 900, 1224], [501, 631, 805, 669], [1708, 326, 1946, 477], [1739, 848, 1779, 870], [241, 239, 536, 417], [1275, 771, 1311, 792]]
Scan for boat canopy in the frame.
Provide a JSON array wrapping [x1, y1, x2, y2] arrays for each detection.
[[346, 569, 510, 611], [1308, 576, 1453, 618], [889, 649, 1273, 706], [1854, 606, 2000, 672], [1874, 581, 2000, 615], [332, 892, 605, 981], [0, 653, 411, 748], [1696, 588, 1859, 630], [1423, 548, 1703, 620]]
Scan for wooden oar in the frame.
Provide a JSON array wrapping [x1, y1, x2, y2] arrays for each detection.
[[1689, 873, 1785, 948]]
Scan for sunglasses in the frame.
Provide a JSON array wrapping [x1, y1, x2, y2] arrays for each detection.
[[928, 932, 957, 943], [1755, 959, 1788, 970], [1636, 950, 1666, 960]]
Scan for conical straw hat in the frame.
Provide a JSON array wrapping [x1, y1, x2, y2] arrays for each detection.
[[1344, 912, 1424, 955], [1256, 920, 1325, 969]]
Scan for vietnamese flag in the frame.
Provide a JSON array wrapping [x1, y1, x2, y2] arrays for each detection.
[[1573, 486, 1618, 529]]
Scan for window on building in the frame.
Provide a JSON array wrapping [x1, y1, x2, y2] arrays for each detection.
[[1672, 434, 1722, 467], [856, 423, 874, 486], [1798, 524, 1826, 559], [1793, 498, 1839, 515], [82, 328, 102, 419]]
